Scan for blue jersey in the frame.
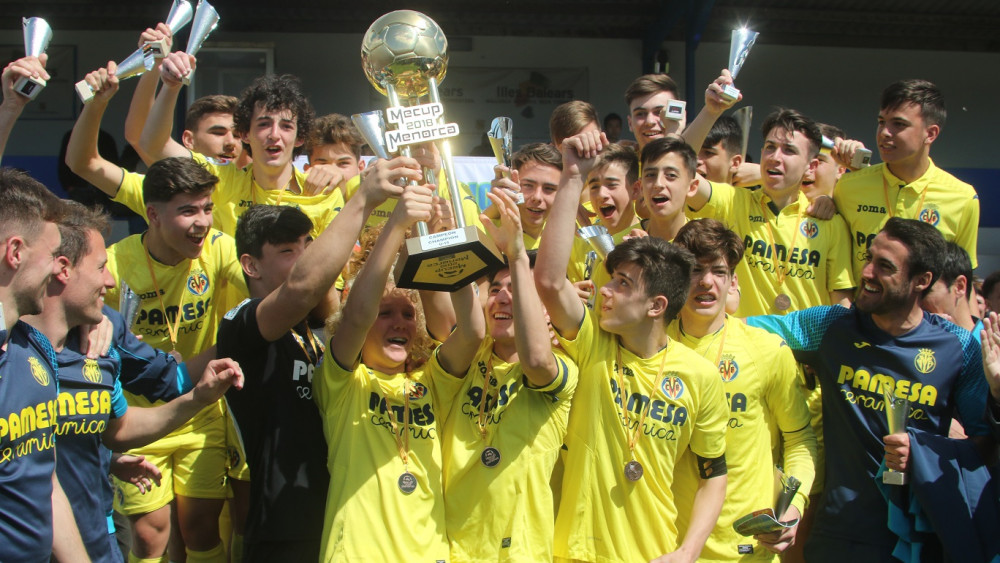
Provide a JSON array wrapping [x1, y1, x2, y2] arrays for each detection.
[[52, 330, 127, 562], [748, 306, 989, 549], [0, 321, 59, 563], [55, 306, 190, 561]]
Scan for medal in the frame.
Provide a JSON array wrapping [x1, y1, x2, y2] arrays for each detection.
[[398, 471, 417, 494], [774, 293, 791, 311], [481, 446, 502, 468], [624, 460, 644, 482]]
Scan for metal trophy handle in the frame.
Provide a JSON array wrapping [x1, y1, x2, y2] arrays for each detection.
[[14, 17, 52, 100], [181, 0, 220, 85], [360, 10, 503, 292], [721, 28, 759, 103], [882, 388, 910, 485], [143, 0, 195, 66]]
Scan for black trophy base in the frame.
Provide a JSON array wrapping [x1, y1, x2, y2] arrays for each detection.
[[393, 225, 504, 292]]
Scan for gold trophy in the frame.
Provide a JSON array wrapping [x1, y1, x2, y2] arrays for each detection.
[[883, 389, 910, 485], [361, 10, 503, 292], [142, 0, 194, 67], [180, 0, 220, 85], [13, 17, 52, 100], [721, 28, 759, 103]]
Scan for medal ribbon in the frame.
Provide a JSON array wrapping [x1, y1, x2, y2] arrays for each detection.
[[760, 198, 804, 291], [376, 373, 412, 469], [681, 317, 729, 368], [141, 237, 191, 352], [615, 342, 670, 459], [882, 176, 928, 220]]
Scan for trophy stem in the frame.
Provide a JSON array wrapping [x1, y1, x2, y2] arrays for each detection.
[[426, 77, 466, 229], [386, 83, 429, 238]]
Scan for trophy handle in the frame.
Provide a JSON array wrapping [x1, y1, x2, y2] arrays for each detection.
[[385, 83, 429, 237], [426, 77, 466, 229]]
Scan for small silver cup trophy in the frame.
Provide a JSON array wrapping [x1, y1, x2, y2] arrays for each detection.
[[487, 117, 524, 204], [119, 281, 143, 332], [721, 28, 759, 103], [821, 135, 872, 169], [883, 388, 910, 485], [75, 0, 195, 104], [180, 0, 220, 85], [13, 17, 52, 100]]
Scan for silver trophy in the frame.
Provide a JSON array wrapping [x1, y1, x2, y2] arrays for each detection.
[[352, 110, 392, 159], [487, 117, 524, 204], [13, 17, 52, 100], [578, 225, 615, 260], [142, 0, 195, 67], [75, 49, 156, 104], [721, 28, 759, 103], [180, 0, 220, 85], [883, 389, 910, 485], [118, 280, 143, 332], [821, 135, 872, 169], [732, 106, 753, 161]]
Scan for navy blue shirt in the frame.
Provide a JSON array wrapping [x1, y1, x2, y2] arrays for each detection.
[[748, 306, 989, 549], [54, 306, 190, 562], [0, 321, 59, 563]]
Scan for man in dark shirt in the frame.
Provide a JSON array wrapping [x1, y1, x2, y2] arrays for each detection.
[[218, 156, 407, 560]]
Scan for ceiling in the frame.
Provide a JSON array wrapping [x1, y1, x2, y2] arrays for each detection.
[[5, 0, 1000, 53]]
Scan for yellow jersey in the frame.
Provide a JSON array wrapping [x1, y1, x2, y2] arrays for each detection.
[[553, 309, 728, 562], [833, 160, 979, 286], [442, 338, 577, 562], [313, 348, 465, 562], [105, 229, 247, 433], [112, 153, 345, 240], [689, 183, 855, 317], [668, 317, 816, 562]]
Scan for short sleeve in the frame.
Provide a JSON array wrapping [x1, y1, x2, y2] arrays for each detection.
[[687, 369, 728, 460]]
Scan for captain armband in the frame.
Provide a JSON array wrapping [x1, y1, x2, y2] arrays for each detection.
[[696, 453, 728, 479]]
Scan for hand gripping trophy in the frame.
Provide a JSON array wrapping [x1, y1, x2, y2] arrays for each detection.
[[360, 10, 503, 292]]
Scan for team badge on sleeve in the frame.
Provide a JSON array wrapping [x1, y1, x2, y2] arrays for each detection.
[[660, 373, 685, 400]]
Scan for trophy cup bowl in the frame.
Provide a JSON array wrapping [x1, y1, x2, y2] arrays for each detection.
[[361, 10, 448, 98], [360, 10, 503, 292], [578, 225, 615, 260], [14, 17, 53, 100], [181, 0, 220, 85], [143, 0, 195, 65], [721, 27, 759, 103], [883, 388, 910, 485], [119, 280, 143, 332], [352, 111, 392, 160], [487, 116, 524, 203]]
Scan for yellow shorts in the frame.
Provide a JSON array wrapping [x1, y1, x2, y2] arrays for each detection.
[[224, 400, 250, 482], [113, 409, 229, 515]]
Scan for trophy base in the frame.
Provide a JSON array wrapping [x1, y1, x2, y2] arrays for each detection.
[[142, 39, 168, 66], [852, 148, 872, 169], [181, 71, 194, 86], [882, 470, 908, 486], [721, 84, 741, 103], [393, 225, 505, 292], [14, 76, 45, 100], [75, 80, 96, 104]]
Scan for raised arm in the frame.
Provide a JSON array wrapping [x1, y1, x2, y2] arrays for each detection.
[[65, 62, 127, 197], [0, 55, 48, 162], [680, 69, 739, 155], [124, 24, 172, 165], [329, 184, 433, 369], [254, 157, 417, 341], [435, 282, 486, 377], [483, 188, 558, 386], [534, 130, 606, 339], [103, 358, 243, 451], [138, 51, 196, 161]]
